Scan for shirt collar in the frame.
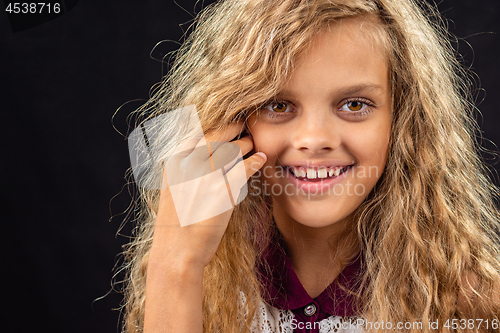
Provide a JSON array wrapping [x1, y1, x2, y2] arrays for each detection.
[[257, 229, 363, 317]]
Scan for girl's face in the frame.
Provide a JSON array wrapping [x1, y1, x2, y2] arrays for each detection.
[[247, 18, 392, 229]]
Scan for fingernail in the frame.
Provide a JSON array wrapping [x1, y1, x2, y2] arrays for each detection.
[[255, 152, 267, 161]]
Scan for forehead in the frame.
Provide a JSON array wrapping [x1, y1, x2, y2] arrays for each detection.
[[302, 15, 389, 66], [282, 16, 390, 98]]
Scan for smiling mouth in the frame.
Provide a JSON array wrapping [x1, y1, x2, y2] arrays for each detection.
[[284, 165, 353, 182]]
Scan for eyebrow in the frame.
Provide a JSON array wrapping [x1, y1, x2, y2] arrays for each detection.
[[335, 83, 386, 96], [279, 83, 386, 98]]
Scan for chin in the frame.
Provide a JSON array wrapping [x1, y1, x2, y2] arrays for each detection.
[[297, 218, 342, 229], [275, 197, 355, 229], [296, 212, 348, 228]]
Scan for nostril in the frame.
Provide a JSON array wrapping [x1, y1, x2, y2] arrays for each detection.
[[293, 132, 341, 153], [298, 146, 334, 153]]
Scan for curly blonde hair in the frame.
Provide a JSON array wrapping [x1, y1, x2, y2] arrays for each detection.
[[119, 0, 500, 332]]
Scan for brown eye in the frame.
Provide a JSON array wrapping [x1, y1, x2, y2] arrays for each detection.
[[262, 100, 296, 118], [339, 99, 373, 116], [272, 102, 288, 113], [347, 101, 363, 111]]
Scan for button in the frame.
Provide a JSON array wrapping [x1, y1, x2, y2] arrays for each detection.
[[303, 303, 317, 316]]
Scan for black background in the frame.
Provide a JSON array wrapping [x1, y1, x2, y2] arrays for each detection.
[[1, 1, 499, 332]]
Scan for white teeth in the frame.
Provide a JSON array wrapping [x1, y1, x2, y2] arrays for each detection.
[[288, 166, 348, 179], [289, 167, 305, 178], [298, 168, 306, 178], [317, 168, 327, 179], [306, 168, 317, 179]]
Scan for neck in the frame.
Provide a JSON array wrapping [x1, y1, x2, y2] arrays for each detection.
[[273, 205, 360, 298]]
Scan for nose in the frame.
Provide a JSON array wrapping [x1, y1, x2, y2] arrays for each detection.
[[291, 108, 341, 154]]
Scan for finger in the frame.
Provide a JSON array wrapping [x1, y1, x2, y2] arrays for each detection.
[[243, 152, 267, 179], [204, 122, 246, 171], [230, 136, 254, 157], [209, 142, 240, 173], [210, 136, 254, 170], [204, 121, 246, 144], [224, 151, 266, 205], [167, 123, 249, 184], [224, 151, 265, 205]]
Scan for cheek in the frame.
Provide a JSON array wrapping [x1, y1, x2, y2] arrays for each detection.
[[248, 123, 285, 155], [347, 125, 390, 166]]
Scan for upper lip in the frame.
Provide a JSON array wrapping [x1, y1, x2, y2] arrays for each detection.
[[282, 161, 354, 169]]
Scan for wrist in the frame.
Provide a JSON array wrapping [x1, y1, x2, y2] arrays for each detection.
[[148, 246, 206, 274]]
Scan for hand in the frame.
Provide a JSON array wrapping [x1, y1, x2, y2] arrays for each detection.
[[151, 121, 267, 269]]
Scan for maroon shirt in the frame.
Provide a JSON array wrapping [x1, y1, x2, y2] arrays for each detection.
[[257, 231, 363, 333]]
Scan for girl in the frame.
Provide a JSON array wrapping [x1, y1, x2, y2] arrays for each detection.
[[121, 0, 500, 332]]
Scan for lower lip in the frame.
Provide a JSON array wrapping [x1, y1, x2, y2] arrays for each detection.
[[284, 166, 352, 194]]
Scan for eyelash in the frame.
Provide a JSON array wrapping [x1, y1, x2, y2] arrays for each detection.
[[339, 98, 374, 117], [261, 98, 375, 118], [261, 100, 296, 118]]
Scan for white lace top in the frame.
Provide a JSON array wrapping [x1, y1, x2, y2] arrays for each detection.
[[250, 297, 364, 333]]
